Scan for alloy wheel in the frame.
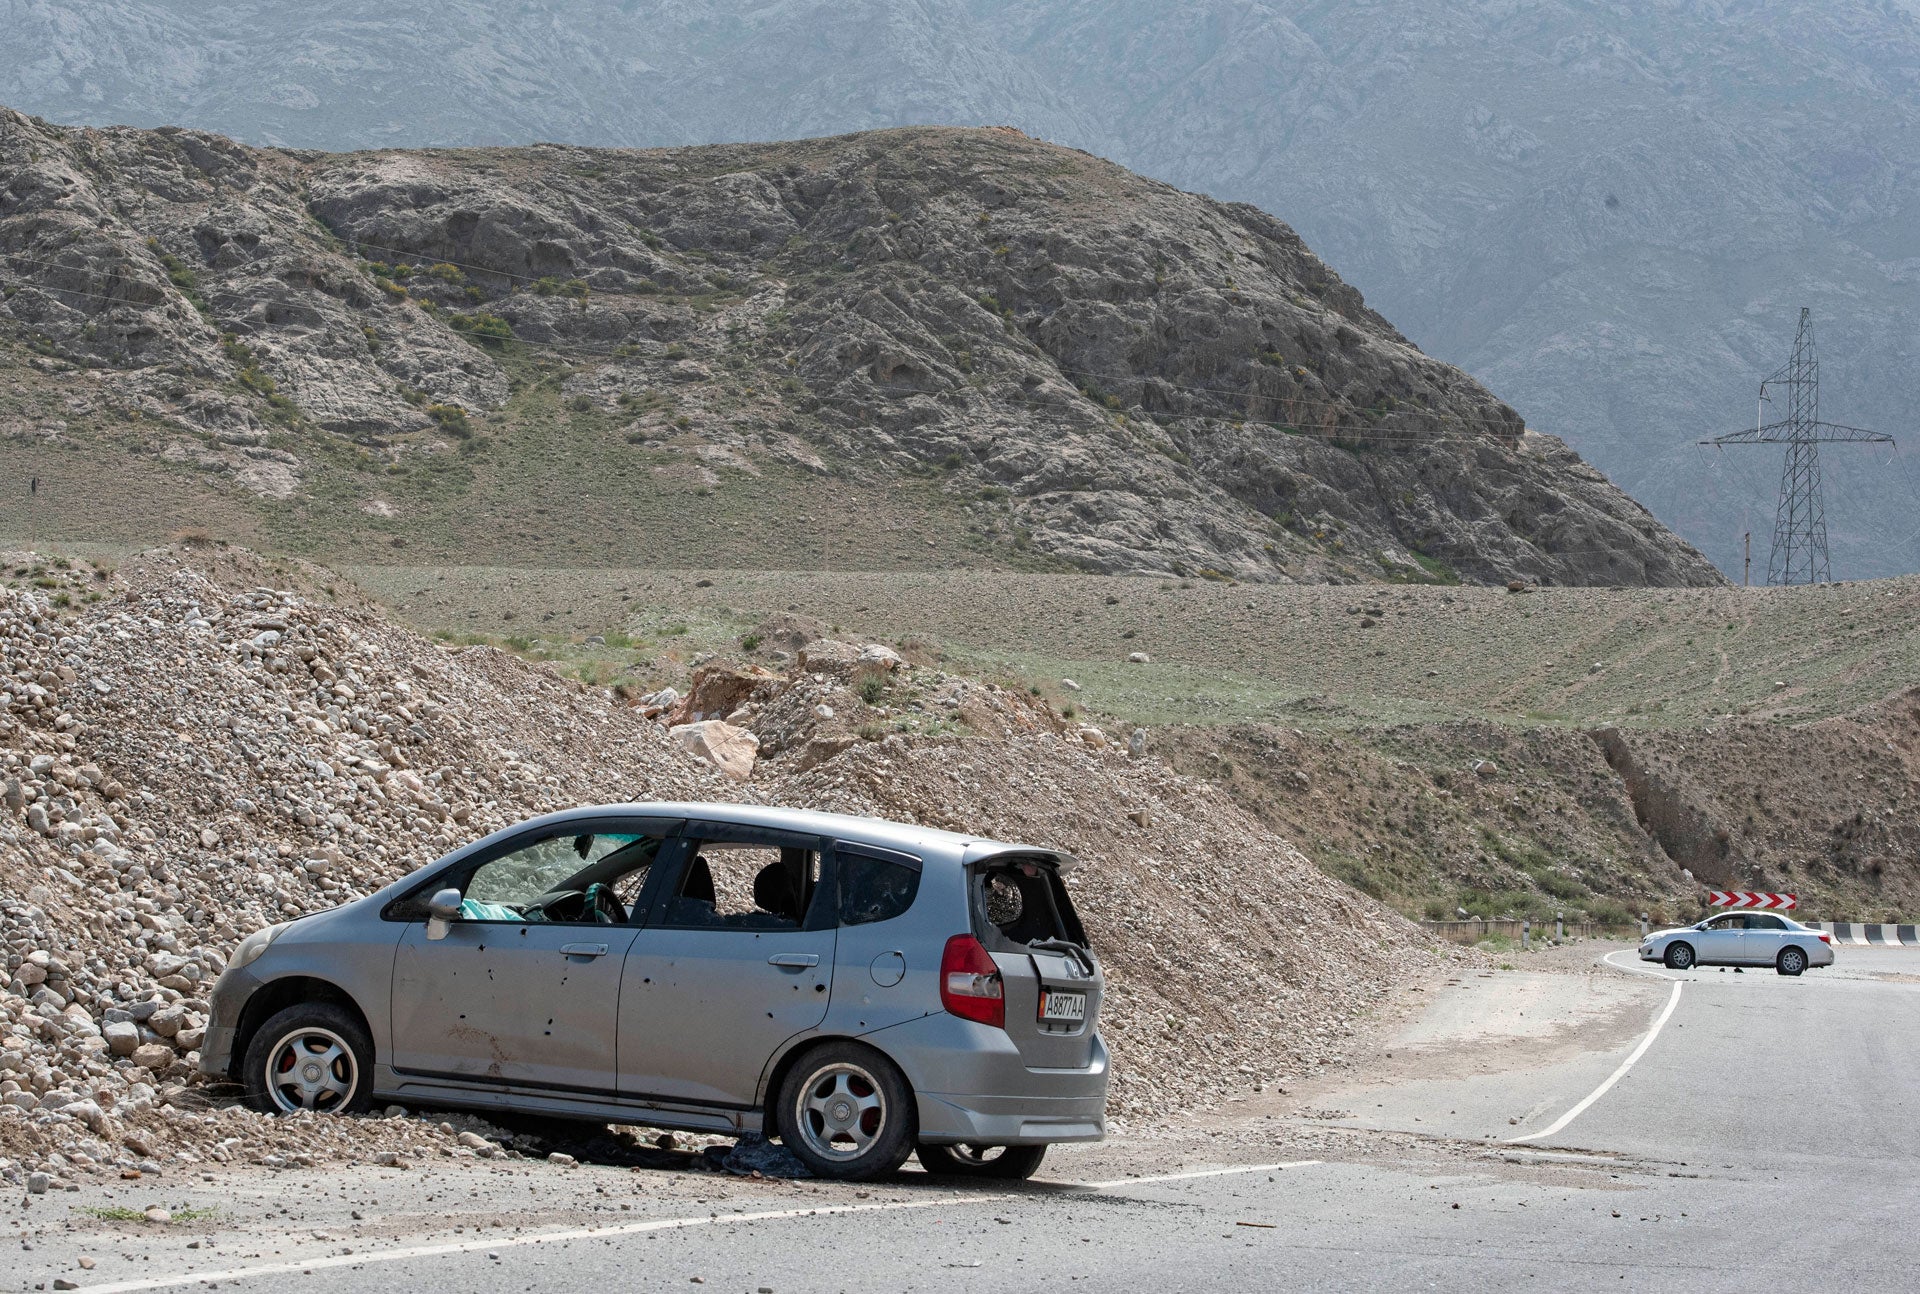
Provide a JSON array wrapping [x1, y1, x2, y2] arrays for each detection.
[[793, 1061, 888, 1163], [263, 1026, 359, 1114]]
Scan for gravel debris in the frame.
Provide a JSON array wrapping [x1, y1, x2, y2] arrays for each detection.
[[0, 547, 1442, 1182]]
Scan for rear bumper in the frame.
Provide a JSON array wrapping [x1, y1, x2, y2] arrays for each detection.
[[860, 1012, 1108, 1146]]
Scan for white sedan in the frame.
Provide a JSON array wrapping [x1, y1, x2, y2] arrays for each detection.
[[1639, 911, 1835, 975]]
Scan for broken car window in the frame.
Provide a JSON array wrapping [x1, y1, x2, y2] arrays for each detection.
[[660, 844, 818, 931], [458, 832, 655, 925], [973, 857, 1088, 950], [838, 850, 920, 927]]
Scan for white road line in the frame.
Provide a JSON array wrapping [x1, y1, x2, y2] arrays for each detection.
[[1506, 978, 1684, 1144], [1083, 1159, 1323, 1189], [1601, 949, 1687, 981], [76, 1195, 1010, 1294], [76, 1160, 1328, 1292]]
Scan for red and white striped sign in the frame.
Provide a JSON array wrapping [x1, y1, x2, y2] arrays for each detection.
[[1707, 891, 1797, 910]]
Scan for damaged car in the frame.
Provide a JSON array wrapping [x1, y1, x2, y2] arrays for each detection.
[[199, 803, 1107, 1180]]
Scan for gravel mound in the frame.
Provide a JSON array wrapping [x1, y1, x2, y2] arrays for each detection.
[[0, 548, 1435, 1187]]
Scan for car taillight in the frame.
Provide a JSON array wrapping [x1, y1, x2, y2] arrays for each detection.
[[1818, 933, 1832, 944], [940, 934, 1005, 1029]]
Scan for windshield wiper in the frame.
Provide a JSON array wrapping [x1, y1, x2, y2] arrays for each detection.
[[1028, 937, 1094, 978]]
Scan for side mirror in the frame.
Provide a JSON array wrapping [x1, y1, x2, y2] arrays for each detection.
[[425, 887, 463, 941]]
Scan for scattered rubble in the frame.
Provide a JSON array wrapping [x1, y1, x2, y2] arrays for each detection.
[[0, 546, 1441, 1183]]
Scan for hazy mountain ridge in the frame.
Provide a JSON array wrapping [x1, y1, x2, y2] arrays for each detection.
[[3, 0, 1916, 576]]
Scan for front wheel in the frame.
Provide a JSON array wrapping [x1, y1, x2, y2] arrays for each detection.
[[1664, 942, 1695, 971], [776, 1041, 916, 1181], [1778, 946, 1807, 977], [242, 1002, 374, 1116], [917, 1142, 1047, 1180]]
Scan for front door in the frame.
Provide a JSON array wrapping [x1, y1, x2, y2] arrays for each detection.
[[389, 824, 666, 1092], [618, 828, 836, 1109], [1693, 914, 1747, 965]]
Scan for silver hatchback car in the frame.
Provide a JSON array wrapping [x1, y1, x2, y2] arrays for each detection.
[[200, 803, 1107, 1180]]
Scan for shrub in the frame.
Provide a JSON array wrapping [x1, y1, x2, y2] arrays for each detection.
[[448, 312, 513, 346], [568, 394, 593, 412], [856, 676, 886, 704], [533, 276, 590, 301], [425, 404, 472, 437], [740, 634, 763, 652], [428, 262, 464, 283]]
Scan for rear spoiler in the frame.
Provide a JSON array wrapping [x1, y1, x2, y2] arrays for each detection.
[[960, 844, 1080, 874]]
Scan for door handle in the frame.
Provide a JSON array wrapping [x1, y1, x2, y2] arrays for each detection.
[[559, 943, 610, 958], [768, 953, 820, 969]]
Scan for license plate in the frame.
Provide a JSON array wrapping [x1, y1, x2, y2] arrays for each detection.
[[1039, 990, 1087, 1022]]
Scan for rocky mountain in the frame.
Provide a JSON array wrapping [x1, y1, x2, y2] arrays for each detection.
[[0, 109, 1719, 586], [5, 0, 1913, 579]]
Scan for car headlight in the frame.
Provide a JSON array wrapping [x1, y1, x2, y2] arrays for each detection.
[[228, 923, 289, 972]]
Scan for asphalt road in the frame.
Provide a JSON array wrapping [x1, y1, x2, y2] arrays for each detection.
[[28, 946, 1920, 1293]]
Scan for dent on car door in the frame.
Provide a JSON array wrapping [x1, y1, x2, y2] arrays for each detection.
[[617, 831, 837, 1108], [388, 823, 668, 1092]]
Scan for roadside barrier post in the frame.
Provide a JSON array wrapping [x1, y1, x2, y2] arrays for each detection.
[[1640, 914, 1649, 939], [1521, 920, 1530, 951], [1556, 912, 1564, 944]]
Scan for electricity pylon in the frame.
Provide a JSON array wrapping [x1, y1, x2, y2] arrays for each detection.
[[1700, 308, 1895, 585]]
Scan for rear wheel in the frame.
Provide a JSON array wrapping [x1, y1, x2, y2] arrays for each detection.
[[775, 1041, 915, 1181], [242, 1002, 373, 1116], [1664, 942, 1695, 971], [916, 1142, 1047, 1180], [1777, 946, 1807, 977]]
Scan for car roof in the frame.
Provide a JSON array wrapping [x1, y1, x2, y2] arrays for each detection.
[[479, 801, 1069, 868], [1711, 910, 1801, 921]]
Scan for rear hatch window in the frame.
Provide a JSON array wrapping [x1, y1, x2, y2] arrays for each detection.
[[970, 854, 1101, 1068]]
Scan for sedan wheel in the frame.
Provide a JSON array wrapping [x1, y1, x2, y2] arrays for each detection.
[[777, 1042, 915, 1181], [1778, 946, 1807, 977], [242, 1003, 374, 1116], [1664, 942, 1695, 971]]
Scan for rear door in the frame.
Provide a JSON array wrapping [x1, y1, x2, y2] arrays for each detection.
[[970, 851, 1103, 1070], [617, 826, 837, 1108], [1742, 913, 1789, 964]]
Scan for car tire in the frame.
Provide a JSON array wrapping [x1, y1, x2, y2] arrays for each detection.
[[775, 1041, 915, 1182], [1777, 946, 1807, 977], [242, 1002, 375, 1116], [1664, 942, 1695, 971], [916, 1142, 1047, 1180]]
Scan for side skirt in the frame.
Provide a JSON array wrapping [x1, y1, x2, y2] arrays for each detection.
[[373, 1067, 763, 1136]]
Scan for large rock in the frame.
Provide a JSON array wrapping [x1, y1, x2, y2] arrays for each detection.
[[131, 1043, 176, 1072], [667, 664, 780, 727], [103, 1021, 140, 1056], [667, 721, 760, 781]]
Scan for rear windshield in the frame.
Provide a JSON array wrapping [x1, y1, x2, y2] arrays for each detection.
[[972, 856, 1088, 951]]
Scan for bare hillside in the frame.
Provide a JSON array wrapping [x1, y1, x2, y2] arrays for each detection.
[[0, 109, 1718, 587]]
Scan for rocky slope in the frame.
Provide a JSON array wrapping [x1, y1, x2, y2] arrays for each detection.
[[3, 0, 1916, 579], [0, 544, 1438, 1183], [0, 108, 1720, 587]]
